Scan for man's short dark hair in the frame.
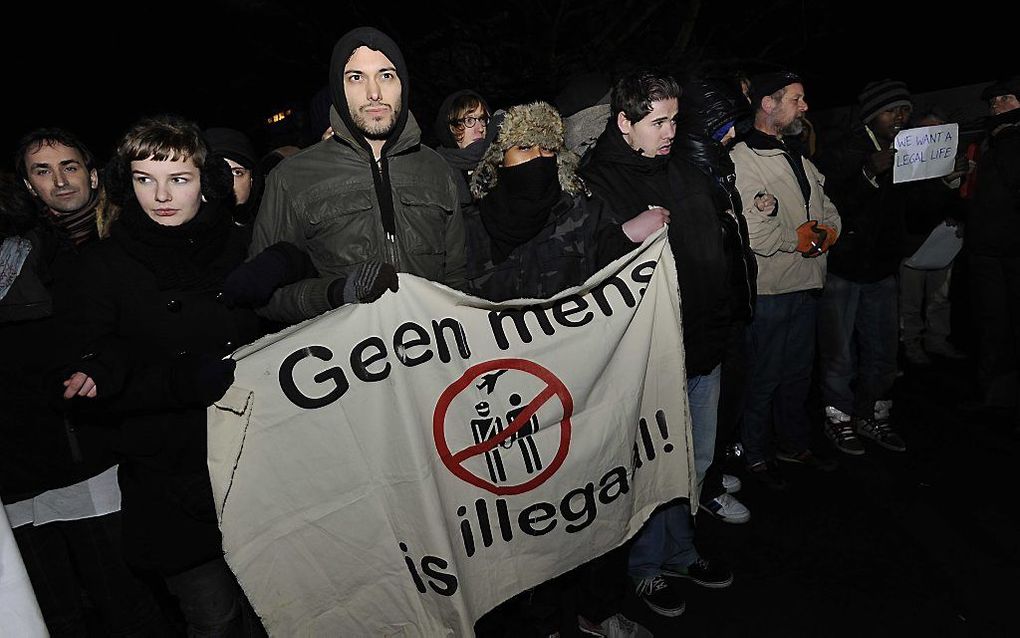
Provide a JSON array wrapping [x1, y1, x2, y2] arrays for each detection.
[[15, 128, 96, 182], [611, 70, 681, 124]]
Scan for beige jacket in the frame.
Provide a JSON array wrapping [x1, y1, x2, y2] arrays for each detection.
[[730, 139, 841, 295]]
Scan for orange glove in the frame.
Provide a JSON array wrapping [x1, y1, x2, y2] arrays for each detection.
[[796, 220, 825, 257], [816, 223, 838, 252]]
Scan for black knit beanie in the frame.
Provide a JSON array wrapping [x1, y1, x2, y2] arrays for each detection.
[[858, 79, 912, 124], [749, 71, 803, 109]]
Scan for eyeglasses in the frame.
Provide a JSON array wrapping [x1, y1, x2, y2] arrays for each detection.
[[449, 114, 489, 130]]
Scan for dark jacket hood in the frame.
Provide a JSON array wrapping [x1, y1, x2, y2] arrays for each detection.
[[434, 89, 491, 149], [678, 78, 750, 140], [329, 27, 410, 158]]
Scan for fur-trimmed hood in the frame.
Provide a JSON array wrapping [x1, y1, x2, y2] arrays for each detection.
[[470, 101, 586, 200]]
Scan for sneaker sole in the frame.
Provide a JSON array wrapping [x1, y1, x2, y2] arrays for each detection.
[[699, 504, 750, 524], [641, 600, 686, 617], [824, 430, 867, 456], [662, 570, 734, 589]]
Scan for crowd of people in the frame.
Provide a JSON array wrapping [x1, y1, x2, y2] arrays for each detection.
[[2, 24, 1017, 638]]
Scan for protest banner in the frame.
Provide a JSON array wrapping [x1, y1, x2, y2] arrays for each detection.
[[207, 231, 694, 636]]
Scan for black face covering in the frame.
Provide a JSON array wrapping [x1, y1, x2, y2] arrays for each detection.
[[480, 156, 562, 263]]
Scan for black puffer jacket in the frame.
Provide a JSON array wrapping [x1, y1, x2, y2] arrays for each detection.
[[64, 199, 263, 574], [583, 123, 736, 376], [674, 133, 757, 325], [676, 78, 757, 324]]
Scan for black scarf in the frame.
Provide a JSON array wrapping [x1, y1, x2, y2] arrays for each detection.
[[436, 139, 490, 205], [480, 156, 561, 263], [111, 197, 233, 290], [47, 189, 99, 246]]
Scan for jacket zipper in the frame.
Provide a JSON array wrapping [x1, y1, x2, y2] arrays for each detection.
[[726, 188, 755, 319], [375, 159, 400, 269]]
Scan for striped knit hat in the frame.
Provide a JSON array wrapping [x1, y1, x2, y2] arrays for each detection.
[[858, 79, 912, 123]]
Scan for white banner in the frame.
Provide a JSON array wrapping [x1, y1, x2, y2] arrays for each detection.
[[0, 507, 47, 638], [893, 123, 959, 183], [207, 231, 694, 636]]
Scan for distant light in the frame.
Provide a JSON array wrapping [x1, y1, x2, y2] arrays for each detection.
[[266, 109, 294, 125]]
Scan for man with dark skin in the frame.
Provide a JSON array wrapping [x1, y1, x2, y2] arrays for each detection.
[[815, 79, 913, 456]]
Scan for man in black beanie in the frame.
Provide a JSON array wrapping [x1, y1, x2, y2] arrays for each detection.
[[730, 71, 841, 487], [248, 27, 465, 325], [814, 79, 913, 456]]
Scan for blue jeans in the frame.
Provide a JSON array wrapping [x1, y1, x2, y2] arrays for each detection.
[[629, 366, 721, 577], [817, 274, 898, 417], [741, 292, 818, 466]]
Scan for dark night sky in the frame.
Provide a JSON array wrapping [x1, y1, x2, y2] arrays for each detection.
[[3, 1, 1012, 166]]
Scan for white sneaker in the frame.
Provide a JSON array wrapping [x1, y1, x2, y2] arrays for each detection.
[[578, 613, 653, 638], [722, 473, 742, 494], [700, 493, 751, 524]]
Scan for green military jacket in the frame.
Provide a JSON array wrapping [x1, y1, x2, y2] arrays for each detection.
[[250, 108, 466, 324]]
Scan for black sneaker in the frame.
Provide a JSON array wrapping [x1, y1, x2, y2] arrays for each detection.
[[633, 575, 685, 617], [747, 460, 789, 491], [776, 448, 838, 472], [662, 557, 734, 589], [853, 417, 907, 452]]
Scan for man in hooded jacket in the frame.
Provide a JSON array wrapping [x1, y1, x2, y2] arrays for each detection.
[[249, 27, 466, 325], [582, 69, 736, 618]]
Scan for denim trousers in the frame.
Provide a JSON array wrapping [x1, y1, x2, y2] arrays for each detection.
[[741, 291, 818, 466], [629, 365, 720, 578], [817, 274, 898, 417]]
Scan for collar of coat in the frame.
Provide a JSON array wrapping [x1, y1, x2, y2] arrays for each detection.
[[328, 105, 422, 161]]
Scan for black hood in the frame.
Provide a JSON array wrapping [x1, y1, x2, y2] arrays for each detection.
[[678, 78, 749, 139], [329, 27, 410, 158], [434, 89, 491, 149]]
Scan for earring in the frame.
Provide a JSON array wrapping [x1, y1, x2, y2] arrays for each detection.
[[201, 194, 208, 203]]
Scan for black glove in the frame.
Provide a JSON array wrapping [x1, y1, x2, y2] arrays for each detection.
[[222, 242, 311, 308], [170, 354, 236, 407], [327, 262, 399, 307]]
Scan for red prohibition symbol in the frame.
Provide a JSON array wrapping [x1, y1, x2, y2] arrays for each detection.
[[433, 358, 573, 496]]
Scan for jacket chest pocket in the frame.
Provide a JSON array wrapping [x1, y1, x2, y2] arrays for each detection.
[[306, 191, 377, 268], [396, 189, 453, 255]]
